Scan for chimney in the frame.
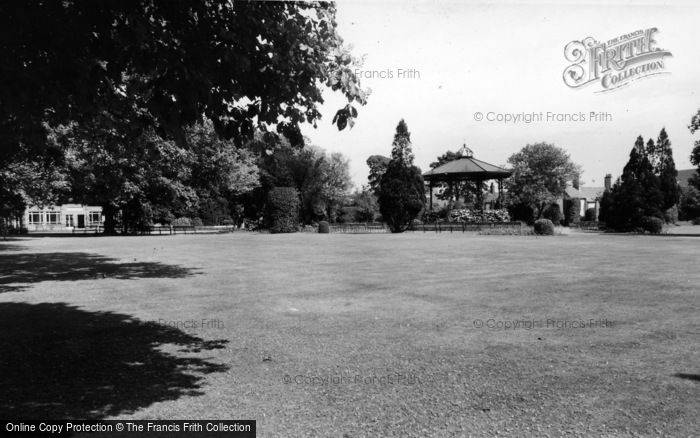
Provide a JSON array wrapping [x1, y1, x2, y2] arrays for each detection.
[[572, 175, 579, 190], [604, 174, 612, 191]]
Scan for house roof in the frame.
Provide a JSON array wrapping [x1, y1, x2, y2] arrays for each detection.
[[565, 186, 604, 200], [677, 168, 697, 189]]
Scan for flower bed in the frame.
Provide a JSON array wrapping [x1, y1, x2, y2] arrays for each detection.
[[448, 208, 511, 223]]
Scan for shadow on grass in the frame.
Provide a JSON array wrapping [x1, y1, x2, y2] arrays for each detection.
[[0, 252, 197, 293], [0, 302, 229, 419], [674, 373, 700, 382]]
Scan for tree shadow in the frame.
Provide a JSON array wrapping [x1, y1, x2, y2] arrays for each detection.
[[0, 252, 198, 293], [0, 302, 229, 419], [674, 373, 700, 382]]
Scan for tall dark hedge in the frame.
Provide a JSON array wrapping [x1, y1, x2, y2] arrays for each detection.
[[377, 160, 425, 233], [266, 187, 300, 233], [564, 198, 581, 225]]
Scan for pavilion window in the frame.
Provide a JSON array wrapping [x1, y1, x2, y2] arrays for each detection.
[[29, 212, 42, 224], [88, 211, 101, 224], [46, 212, 61, 224]]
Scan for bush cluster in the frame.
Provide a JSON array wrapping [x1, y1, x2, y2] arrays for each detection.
[[449, 208, 511, 223], [171, 217, 192, 226], [584, 208, 597, 221], [266, 187, 300, 233], [543, 203, 563, 225], [533, 218, 555, 235], [317, 221, 330, 233], [640, 216, 663, 234]]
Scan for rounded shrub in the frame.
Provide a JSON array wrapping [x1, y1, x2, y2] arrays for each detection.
[[533, 218, 555, 235], [543, 203, 563, 225], [266, 187, 300, 233], [318, 221, 330, 234], [171, 217, 192, 226], [640, 216, 663, 234], [584, 207, 596, 221]]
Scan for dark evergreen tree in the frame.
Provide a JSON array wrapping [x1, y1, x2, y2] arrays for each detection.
[[378, 120, 425, 233], [599, 138, 664, 231], [656, 129, 680, 211], [390, 120, 415, 166]]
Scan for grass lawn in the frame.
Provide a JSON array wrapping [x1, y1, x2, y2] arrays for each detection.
[[0, 232, 698, 437]]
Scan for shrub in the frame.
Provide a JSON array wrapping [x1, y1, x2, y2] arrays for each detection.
[[267, 187, 300, 233], [171, 217, 192, 226], [543, 203, 563, 225], [377, 160, 425, 233], [679, 186, 700, 220], [192, 217, 204, 227], [564, 198, 581, 225], [663, 206, 678, 224], [584, 207, 596, 221], [318, 220, 330, 233], [507, 202, 535, 225], [640, 216, 663, 234], [533, 218, 555, 235]]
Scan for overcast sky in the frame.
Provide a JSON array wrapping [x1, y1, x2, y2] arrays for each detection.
[[300, 0, 700, 189]]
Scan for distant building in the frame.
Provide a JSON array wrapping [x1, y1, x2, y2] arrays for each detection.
[[558, 174, 610, 220], [21, 204, 103, 232]]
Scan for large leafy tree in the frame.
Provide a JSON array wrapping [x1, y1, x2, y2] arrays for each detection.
[[377, 120, 425, 233], [687, 109, 700, 190], [0, 1, 368, 163], [249, 135, 352, 224], [505, 143, 581, 220]]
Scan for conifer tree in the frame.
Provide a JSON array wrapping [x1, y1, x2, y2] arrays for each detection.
[[390, 119, 415, 166]]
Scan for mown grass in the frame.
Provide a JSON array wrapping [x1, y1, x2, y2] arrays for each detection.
[[1, 233, 698, 437]]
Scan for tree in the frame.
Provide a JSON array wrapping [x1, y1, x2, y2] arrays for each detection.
[[504, 143, 581, 220], [687, 109, 700, 191], [655, 129, 680, 212], [378, 161, 425, 233], [0, 2, 368, 163], [390, 119, 415, 166], [348, 186, 380, 222], [249, 134, 352, 224], [377, 120, 425, 233], [599, 138, 664, 231], [366, 155, 390, 193]]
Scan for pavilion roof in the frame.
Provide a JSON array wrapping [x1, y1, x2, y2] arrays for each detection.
[[423, 156, 512, 181]]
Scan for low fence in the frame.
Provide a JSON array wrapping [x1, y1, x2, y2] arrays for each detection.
[[139, 225, 237, 235], [411, 221, 524, 233], [570, 221, 603, 231], [329, 223, 388, 234]]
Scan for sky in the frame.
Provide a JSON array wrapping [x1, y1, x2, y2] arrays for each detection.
[[299, 0, 700, 189]]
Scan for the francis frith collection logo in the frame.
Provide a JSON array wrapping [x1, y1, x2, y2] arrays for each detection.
[[563, 28, 672, 92]]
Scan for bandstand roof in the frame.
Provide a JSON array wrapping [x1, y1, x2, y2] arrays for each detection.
[[422, 147, 512, 182]]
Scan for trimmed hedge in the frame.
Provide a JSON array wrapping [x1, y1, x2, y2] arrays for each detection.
[[640, 216, 663, 234], [564, 198, 580, 225], [584, 207, 596, 221], [267, 187, 300, 233], [318, 221, 330, 233], [543, 203, 563, 225], [534, 218, 555, 235]]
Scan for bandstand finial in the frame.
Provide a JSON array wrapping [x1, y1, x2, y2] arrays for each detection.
[[458, 143, 473, 158]]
